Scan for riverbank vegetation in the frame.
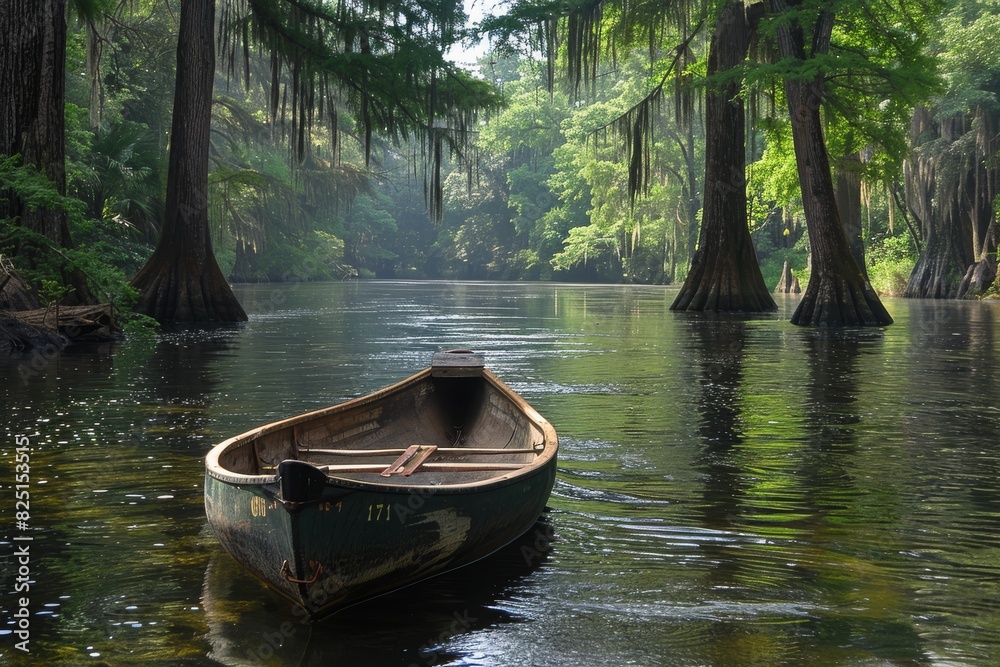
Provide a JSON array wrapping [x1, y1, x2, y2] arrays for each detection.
[[2, 0, 1000, 329]]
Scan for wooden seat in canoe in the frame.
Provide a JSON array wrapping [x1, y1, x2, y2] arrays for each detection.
[[380, 444, 437, 477], [316, 462, 528, 474], [296, 445, 544, 456]]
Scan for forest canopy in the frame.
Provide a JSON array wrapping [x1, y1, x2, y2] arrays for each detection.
[[1, 0, 998, 327]]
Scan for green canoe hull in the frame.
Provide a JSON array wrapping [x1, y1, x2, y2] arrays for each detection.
[[204, 459, 555, 618], [204, 353, 558, 619]]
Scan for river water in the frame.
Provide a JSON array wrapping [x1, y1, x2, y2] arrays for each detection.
[[2, 281, 1000, 666]]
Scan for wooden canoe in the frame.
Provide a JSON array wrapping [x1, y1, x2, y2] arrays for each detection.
[[204, 350, 558, 619]]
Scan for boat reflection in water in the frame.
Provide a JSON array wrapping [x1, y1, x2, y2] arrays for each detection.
[[201, 517, 556, 666]]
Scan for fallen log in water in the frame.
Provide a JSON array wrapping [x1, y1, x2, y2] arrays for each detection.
[[1, 304, 120, 351], [0, 314, 68, 352]]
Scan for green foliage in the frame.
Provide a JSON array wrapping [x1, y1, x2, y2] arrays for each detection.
[[748, 117, 802, 223], [71, 0, 118, 21], [524, 54, 692, 284], [747, 0, 942, 193], [218, 0, 503, 229], [0, 220, 62, 302], [0, 155, 84, 217], [254, 233, 354, 282], [71, 217, 152, 280], [343, 192, 400, 276], [312, 231, 349, 274], [64, 103, 96, 188], [71, 118, 164, 226], [0, 158, 87, 300], [936, 0, 1000, 116], [866, 231, 918, 296], [826, 1, 941, 179], [1, 155, 153, 318], [206, 88, 372, 282]]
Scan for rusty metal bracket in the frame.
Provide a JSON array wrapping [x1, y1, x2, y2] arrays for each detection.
[[280, 559, 322, 585]]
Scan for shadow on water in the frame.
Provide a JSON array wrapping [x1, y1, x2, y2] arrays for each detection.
[[685, 320, 929, 665], [5, 285, 1000, 665], [0, 327, 244, 666], [130, 327, 243, 451], [202, 518, 556, 667], [691, 316, 749, 529]]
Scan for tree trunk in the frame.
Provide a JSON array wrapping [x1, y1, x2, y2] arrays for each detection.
[[903, 107, 981, 298], [231, 238, 253, 283], [0, 0, 65, 240], [835, 153, 867, 280], [683, 114, 700, 268], [770, 2, 891, 326], [132, 0, 247, 323], [1, 0, 93, 304], [671, 2, 775, 313]]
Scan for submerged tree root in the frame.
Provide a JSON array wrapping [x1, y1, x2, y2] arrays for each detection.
[[1, 314, 68, 353], [791, 274, 893, 326], [1, 304, 119, 353], [672, 248, 777, 313], [133, 257, 247, 324]]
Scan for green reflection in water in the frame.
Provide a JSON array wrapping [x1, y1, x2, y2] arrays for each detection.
[[0, 283, 999, 665]]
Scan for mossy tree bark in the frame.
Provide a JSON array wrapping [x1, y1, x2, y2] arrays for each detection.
[[903, 106, 998, 299], [770, 1, 891, 326], [834, 153, 867, 281], [131, 0, 246, 323], [0, 0, 66, 243], [1, 0, 93, 305], [671, 2, 775, 313], [902, 117, 970, 298]]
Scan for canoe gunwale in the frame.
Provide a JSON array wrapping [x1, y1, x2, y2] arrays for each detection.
[[205, 367, 558, 495]]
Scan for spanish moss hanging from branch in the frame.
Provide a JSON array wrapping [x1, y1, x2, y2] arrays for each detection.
[[600, 23, 701, 203], [217, 0, 500, 222]]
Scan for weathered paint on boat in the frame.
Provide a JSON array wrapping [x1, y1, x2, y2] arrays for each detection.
[[204, 352, 558, 619]]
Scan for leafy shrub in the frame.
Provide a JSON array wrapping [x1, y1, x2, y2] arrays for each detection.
[[866, 233, 917, 296]]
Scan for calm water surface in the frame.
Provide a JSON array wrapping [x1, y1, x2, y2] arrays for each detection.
[[2, 281, 1000, 666]]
